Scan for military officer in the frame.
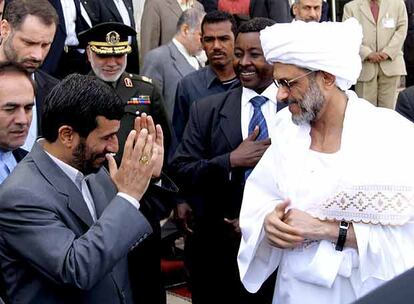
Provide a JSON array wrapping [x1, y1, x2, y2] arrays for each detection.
[[78, 22, 175, 304], [78, 22, 172, 164]]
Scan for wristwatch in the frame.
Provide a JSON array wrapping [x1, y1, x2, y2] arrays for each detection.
[[335, 221, 349, 251]]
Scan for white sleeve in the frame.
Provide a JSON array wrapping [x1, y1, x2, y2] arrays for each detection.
[[237, 144, 284, 293], [352, 222, 414, 297]]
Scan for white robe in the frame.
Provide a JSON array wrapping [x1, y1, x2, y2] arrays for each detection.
[[238, 91, 414, 304]]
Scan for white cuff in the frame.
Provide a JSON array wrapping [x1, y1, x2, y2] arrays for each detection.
[[117, 192, 140, 210]]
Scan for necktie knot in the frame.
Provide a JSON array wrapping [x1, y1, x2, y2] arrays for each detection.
[[250, 95, 268, 108]]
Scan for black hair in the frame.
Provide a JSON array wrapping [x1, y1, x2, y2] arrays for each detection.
[[41, 74, 125, 142], [237, 17, 276, 36], [201, 10, 238, 37]]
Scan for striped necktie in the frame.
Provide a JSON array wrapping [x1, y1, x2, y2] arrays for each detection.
[[245, 95, 269, 180]]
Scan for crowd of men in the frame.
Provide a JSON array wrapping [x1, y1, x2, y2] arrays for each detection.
[[1, 0, 414, 304]]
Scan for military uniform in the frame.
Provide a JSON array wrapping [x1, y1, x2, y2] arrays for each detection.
[[79, 22, 176, 304], [111, 72, 172, 166]]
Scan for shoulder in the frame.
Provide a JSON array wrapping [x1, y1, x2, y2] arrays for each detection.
[[125, 73, 156, 88], [144, 44, 170, 61], [35, 69, 59, 86], [180, 67, 206, 85], [196, 88, 241, 111]]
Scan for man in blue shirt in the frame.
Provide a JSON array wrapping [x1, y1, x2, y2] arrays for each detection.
[[172, 10, 241, 147], [0, 65, 35, 184]]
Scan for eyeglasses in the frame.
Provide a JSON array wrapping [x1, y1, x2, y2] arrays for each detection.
[[273, 70, 317, 91]]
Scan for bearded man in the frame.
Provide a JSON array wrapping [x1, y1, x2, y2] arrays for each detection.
[[238, 19, 414, 304]]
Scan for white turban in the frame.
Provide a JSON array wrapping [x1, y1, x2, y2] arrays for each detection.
[[260, 18, 363, 90]]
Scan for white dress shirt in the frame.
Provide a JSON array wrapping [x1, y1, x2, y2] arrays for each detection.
[[172, 38, 200, 70], [0, 150, 17, 184]]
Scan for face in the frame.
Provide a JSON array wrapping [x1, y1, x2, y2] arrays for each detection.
[[274, 63, 325, 125], [88, 49, 127, 82], [234, 32, 273, 93], [0, 15, 56, 73], [293, 0, 322, 22], [0, 72, 34, 151], [184, 20, 203, 56], [202, 21, 235, 68], [71, 116, 119, 175]]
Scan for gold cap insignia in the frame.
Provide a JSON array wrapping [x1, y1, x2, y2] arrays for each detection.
[[106, 31, 120, 45]]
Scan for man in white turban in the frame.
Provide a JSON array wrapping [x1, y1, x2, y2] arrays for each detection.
[[237, 19, 414, 304]]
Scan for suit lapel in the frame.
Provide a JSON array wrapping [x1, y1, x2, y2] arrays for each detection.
[[31, 143, 94, 227], [219, 88, 243, 150], [166, 0, 183, 18], [359, 0, 377, 25], [106, 0, 124, 22], [169, 43, 195, 78], [85, 172, 116, 218], [377, 0, 390, 22]]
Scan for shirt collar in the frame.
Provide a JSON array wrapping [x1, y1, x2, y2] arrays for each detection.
[[242, 82, 278, 107], [45, 151, 84, 191]]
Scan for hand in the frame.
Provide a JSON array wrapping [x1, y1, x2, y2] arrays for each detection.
[[282, 208, 328, 241], [107, 128, 158, 200], [377, 51, 389, 61], [175, 202, 193, 234], [224, 217, 241, 234], [367, 52, 381, 63], [229, 126, 271, 168], [134, 113, 164, 178], [264, 199, 304, 249]]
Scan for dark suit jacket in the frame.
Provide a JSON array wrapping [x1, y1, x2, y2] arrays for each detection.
[[171, 87, 245, 220], [0, 143, 153, 304], [170, 87, 276, 303], [396, 86, 414, 123], [34, 70, 59, 137], [42, 0, 90, 77], [82, 0, 140, 74], [354, 267, 414, 304], [200, 0, 292, 22]]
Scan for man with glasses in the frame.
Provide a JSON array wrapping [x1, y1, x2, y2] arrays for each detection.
[[170, 17, 281, 304], [238, 19, 414, 303]]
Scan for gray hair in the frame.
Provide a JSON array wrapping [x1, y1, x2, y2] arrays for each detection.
[[176, 8, 205, 33]]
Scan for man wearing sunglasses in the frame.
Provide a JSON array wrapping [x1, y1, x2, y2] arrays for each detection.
[[238, 19, 414, 304]]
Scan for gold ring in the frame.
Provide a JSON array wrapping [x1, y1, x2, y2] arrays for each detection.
[[139, 155, 149, 165]]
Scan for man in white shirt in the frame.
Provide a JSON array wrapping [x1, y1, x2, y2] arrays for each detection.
[[170, 17, 282, 304], [142, 8, 205, 120], [238, 18, 414, 304], [0, 73, 165, 303]]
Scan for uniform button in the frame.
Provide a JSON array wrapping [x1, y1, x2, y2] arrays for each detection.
[[135, 110, 140, 115]]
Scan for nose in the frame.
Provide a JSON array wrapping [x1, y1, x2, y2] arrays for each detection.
[[309, 8, 318, 20], [107, 56, 118, 66], [30, 46, 43, 61], [212, 39, 222, 50], [107, 135, 119, 154], [276, 85, 290, 102], [239, 55, 250, 67], [14, 108, 31, 126]]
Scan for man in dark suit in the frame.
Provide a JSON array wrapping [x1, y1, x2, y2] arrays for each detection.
[[0, 0, 59, 151], [79, 22, 176, 304], [396, 86, 414, 122], [142, 8, 205, 120], [0, 74, 166, 303], [83, 0, 140, 73], [42, 0, 91, 78], [170, 17, 281, 304]]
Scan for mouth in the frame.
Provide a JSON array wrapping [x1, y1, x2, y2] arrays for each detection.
[[240, 71, 256, 78], [10, 129, 28, 138]]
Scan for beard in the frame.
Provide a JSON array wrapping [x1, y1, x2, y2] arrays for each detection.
[[71, 141, 105, 175], [289, 77, 325, 126]]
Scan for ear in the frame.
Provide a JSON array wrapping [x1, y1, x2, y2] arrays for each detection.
[[0, 19, 11, 39], [292, 4, 298, 17], [86, 46, 92, 63], [182, 23, 190, 36], [57, 125, 78, 149], [319, 71, 336, 88]]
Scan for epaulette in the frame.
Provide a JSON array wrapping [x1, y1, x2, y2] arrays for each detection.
[[129, 74, 153, 84]]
